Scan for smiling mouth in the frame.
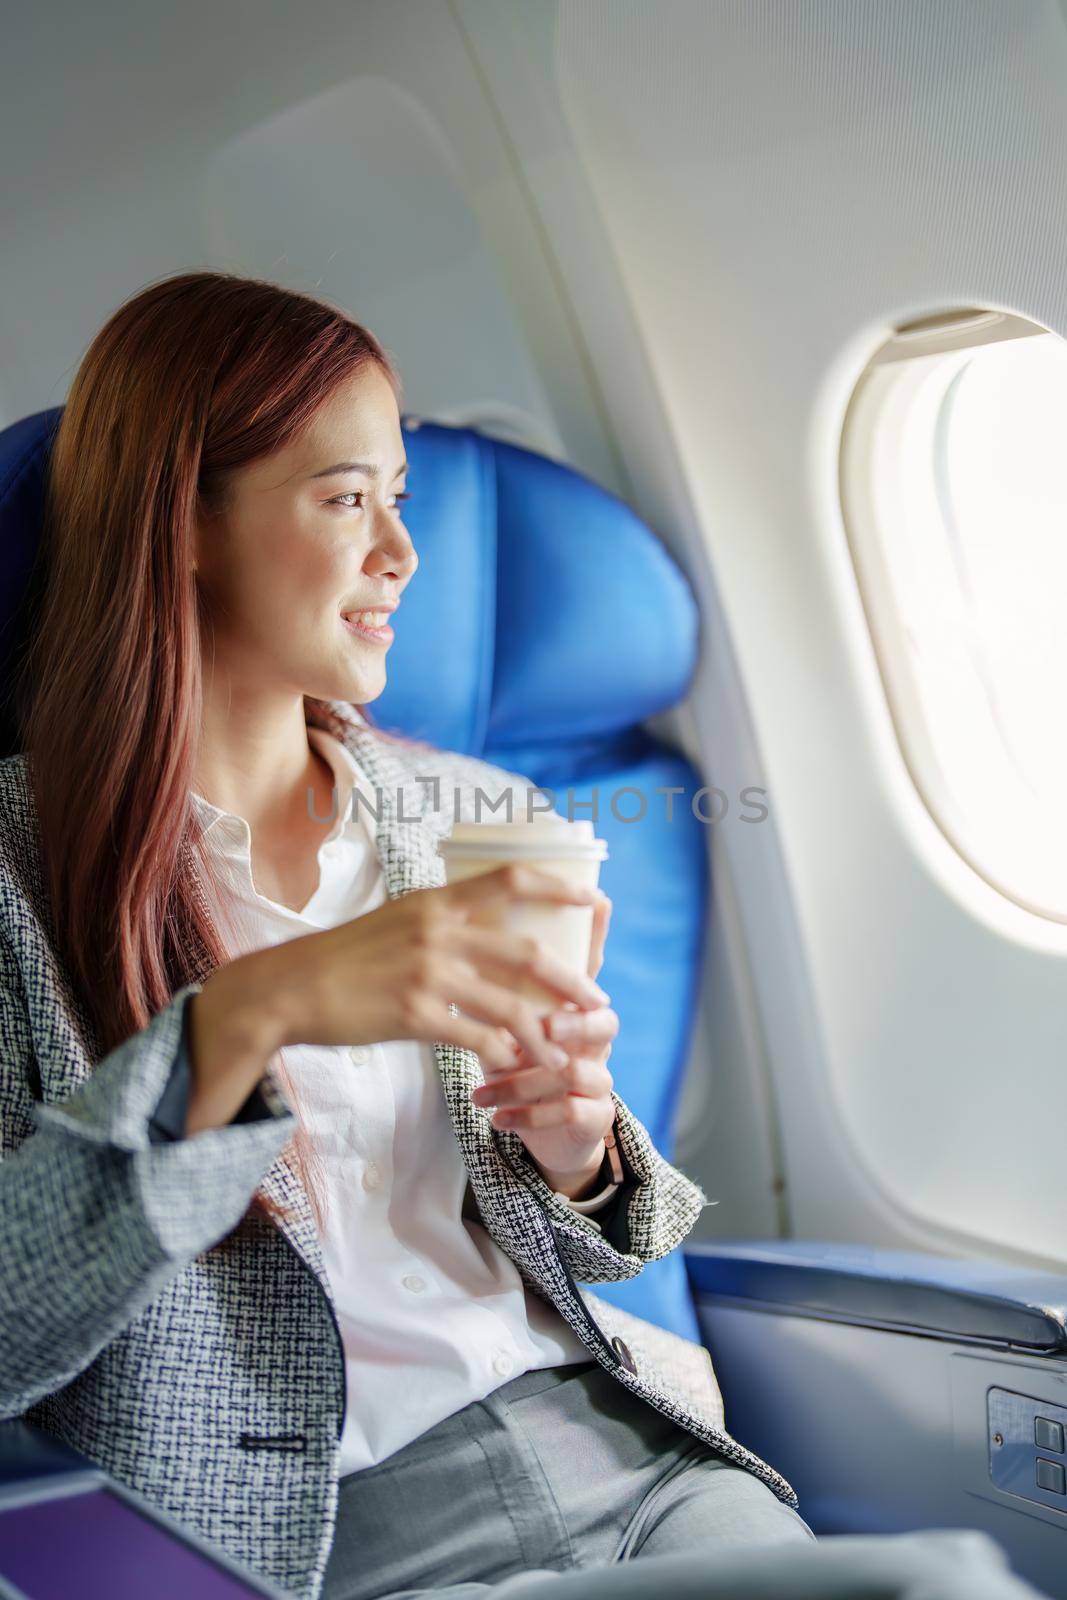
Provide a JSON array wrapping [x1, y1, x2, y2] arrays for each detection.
[[341, 609, 395, 644]]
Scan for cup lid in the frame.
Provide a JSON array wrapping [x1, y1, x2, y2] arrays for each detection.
[[438, 818, 608, 861]]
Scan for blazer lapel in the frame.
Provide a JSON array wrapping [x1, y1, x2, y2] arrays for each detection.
[[337, 715, 448, 899]]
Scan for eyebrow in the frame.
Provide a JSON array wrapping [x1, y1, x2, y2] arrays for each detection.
[[307, 459, 410, 481]]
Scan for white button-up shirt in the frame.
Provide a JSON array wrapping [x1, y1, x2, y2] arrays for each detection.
[[191, 724, 591, 1475]]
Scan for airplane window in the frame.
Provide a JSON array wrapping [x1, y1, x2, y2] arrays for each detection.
[[840, 309, 1067, 923]]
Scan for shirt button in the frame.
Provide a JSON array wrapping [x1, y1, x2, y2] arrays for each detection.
[[362, 1162, 382, 1191], [348, 1045, 369, 1066], [402, 1275, 426, 1294], [610, 1337, 639, 1376], [492, 1352, 514, 1378]]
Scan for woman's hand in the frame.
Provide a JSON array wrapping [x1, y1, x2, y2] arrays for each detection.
[[471, 892, 618, 1185], [195, 865, 610, 1089]]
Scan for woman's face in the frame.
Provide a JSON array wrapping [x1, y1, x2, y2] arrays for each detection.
[[194, 362, 417, 708]]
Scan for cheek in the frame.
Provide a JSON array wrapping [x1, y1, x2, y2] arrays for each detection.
[[246, 521, 349, 618]]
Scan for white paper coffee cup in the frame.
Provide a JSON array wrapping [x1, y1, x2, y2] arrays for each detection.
[[437, 818, 608, 1016]]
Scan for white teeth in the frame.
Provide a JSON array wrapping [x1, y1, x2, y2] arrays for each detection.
[[344, 610, 389, 626]]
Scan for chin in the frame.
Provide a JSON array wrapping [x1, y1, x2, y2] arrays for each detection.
[[318, 666, 388, 706]]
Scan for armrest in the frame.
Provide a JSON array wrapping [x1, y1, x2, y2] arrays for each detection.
[[684, 1239, 1067, 1353]]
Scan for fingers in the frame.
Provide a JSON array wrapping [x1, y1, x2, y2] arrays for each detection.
[[484, 1088, 613, 1138], [446, 862, 599, 909], [450, 923, 609, 1012], [502, 1005, 617, 1076], [544, 1004, 618, 1051], [587, 891, 612, 980], [472, 1056, 613, 1113], [423, 1004, 523, 1075], [436, 963, 575, 1071]]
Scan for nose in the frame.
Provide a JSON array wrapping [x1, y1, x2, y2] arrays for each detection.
[[365, 514, 418, 586]]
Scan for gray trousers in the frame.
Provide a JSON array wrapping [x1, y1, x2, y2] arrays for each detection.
[[322, 1360, 1045, 1600]]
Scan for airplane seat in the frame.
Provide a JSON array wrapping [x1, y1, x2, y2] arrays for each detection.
[[7, 407, 1067, 1595]]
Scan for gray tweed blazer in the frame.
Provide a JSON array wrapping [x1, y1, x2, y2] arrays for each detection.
[[0, 702, 797, 1598]]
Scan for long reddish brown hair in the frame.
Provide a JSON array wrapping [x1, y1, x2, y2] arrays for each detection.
[[13, 268, 412, 1224]]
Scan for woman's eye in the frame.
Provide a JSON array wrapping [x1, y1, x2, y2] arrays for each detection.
[[329, 491, 412, 510]]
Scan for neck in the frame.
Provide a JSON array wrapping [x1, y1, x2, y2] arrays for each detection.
[[195, 674, 325, 835]]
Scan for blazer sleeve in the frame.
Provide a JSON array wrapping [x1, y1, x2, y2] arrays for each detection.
[[0, 936, 296, 1420], [496, 1091, 710, 1284]]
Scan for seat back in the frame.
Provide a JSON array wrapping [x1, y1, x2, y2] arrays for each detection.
[[0, 409, 709, 1339]]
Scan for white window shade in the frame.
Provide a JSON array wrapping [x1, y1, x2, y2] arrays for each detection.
[[842, 310, 1067, 923]]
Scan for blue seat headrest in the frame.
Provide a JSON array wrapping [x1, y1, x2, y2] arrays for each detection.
[[373, 418, 698, 754]]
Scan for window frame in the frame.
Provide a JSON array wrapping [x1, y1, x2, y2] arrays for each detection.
[[839, 307, 1067, 925]]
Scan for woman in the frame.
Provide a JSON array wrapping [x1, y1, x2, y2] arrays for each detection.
[[0, 269, 817, 1600]]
